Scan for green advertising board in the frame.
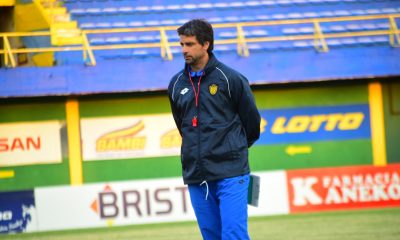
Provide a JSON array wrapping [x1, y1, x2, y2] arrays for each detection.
[[78, 83, 373, 183], [0, 99, 70, 191], [250, 83, 372, 170]]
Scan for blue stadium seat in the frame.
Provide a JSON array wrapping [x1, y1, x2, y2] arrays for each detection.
[[219, 31, 237, 39], [224, 16, 240, 23], [198, 3, 213, 10], [302, 12, 319, 18], [319, 11, 335, 17], [272, 14, 287, 20], [240, 15, 257, 22], [283, 28, 300, 35], [182, 4, 197, 11], [376, 23, 390, 30], [277, 0, 293, 7], [165, 5, 181, 11], [127, 21, 144, 27], [340, 38, 358, 47], [365, 9, 381, 14], [346, 24, 363, 31], [292, 40, 313, 49], [95, 22, 112, 28], [249, 29, 269, 37], [170, 47, 181, 55], [328, 25, 347, 32], [102, 7, 118, 15], [135, 5, 150, 13], [218, 29, 269, 39], [381, 8, 397, 14], [214, 44, 236, 53], [228, 2, 245, 8], [131, 49, 150, 58], [143, 20, 161, 27], [326, 39, 342, 47], [89, 37, 106, 45], [150, 5, 167, 12], [333, 10, 351, 16], [287, 13, 304, 19], [292, 0, 308, 5], [213, 2, 230, 9], [245, 1, 263, 7], [350, 9, 366, 15], [121, 36, 138, 44], [111, 22, 128, 28], [256, 15, 271, 21], [80, 22, 96, 29], [85, 8, 102, 15], [260, 1, 276, 7], [361, 23, 377, 31], [247, 43, 264, 51], [298, 26, 314, 34], [356, 36, 375, 46], [105, 37, 122, 44], [160, 19, 177, 26], [208, 17, 224, 24], [70, 8, 86, 16], [371, 36, 388, 45], [118, 6, 134, 14]]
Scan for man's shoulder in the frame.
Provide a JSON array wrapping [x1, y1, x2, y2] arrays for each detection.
[[169, 70, 186, 83], [168, 70, 186, 91], [214, 61, 244, 80], [169, 70, 185, 83]]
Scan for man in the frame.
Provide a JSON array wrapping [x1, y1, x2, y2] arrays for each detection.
[[168, 19, 260, 240]]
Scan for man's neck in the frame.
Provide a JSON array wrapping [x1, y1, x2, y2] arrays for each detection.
[[190, 54, 209, 72]]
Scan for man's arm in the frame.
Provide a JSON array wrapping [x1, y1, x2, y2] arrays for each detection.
[[232, 74, 261, 147], [168, 82, 182, 136]]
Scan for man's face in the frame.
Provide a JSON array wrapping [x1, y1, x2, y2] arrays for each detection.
[[179, 35, 209, 66]]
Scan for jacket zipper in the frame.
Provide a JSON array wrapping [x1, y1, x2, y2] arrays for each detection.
[[196, 80, 205, 182]]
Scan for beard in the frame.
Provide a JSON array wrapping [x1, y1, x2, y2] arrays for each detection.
[[183, 53, 203, 66], [184, 55, 197, 65]]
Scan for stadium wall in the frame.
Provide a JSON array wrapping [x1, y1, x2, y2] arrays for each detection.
[[1, 81, 399, 191], [1, 80, 399, 234]]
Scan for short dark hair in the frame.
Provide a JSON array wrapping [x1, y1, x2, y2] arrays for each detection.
[[177, 19, 214, 54]]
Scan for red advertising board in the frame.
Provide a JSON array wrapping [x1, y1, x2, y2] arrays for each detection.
[[287, 164, 400, 213]]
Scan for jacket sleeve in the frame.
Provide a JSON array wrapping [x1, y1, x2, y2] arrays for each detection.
[[231, 74, 261, 148], [168, 80, 182, 136]]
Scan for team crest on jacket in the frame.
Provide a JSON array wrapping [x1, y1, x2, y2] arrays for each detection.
[[209, 84, 218, 95]]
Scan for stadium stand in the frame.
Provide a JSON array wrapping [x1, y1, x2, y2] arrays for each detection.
[[0, 0, 399, 97], [55, 0, 400, 61]]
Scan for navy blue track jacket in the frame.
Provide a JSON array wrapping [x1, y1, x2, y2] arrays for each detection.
[[168, 53, 261, 184]]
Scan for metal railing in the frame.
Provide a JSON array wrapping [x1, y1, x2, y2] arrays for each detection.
[[1, 14, 399, 68]]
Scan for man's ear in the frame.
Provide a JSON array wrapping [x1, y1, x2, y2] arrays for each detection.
[[203, 41, 210, 51]]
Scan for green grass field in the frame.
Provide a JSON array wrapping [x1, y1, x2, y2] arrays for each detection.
[[4, 207, 400, 240]]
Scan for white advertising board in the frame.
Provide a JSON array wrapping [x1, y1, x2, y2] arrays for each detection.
[[248, 171, 289, 216], [81, 114, 181, 161], [0, 121, 63, 166], [35, 177, 195, 231], [34, 171, 289, 231]]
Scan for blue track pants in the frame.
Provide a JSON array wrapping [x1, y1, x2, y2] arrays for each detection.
[[188, 174, 250, 240]]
